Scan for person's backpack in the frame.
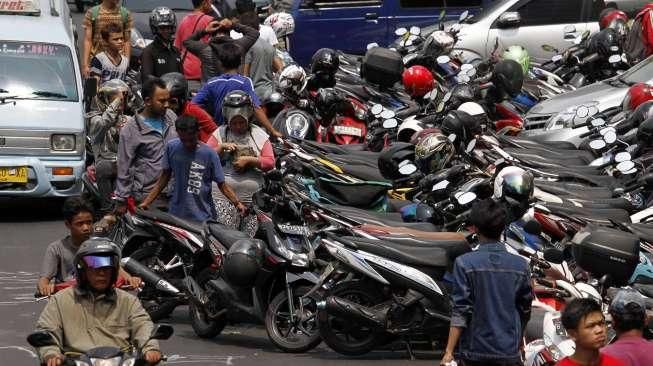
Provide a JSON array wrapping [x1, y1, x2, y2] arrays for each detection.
[[625, 10, 651, 64], [90, 5, 130, 30]]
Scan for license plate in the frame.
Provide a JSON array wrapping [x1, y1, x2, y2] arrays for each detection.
[[0, 166, 27, 183], [333, 125, 362, 137]]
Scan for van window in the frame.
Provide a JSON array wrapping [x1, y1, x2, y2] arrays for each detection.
[[446, 0, 482, 7], [511, 0, 583, 26], [300, 0, 381, 9], [0, 41, 78, 102], [400, 0, 444, 8]]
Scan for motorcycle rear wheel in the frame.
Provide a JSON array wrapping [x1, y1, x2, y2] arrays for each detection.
[[189, 269, 227, 338], [317, 280, 388, 356], [265, 285, 322, 353]]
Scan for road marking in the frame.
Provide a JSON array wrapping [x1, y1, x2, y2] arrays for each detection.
[[166, 355, 245, 365], [0, 345, 38, 358]]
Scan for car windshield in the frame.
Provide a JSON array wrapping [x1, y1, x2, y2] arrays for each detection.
[[462, 0, 503, 23], [124, 0, 193, 12], [619, 56, 653, 85], [0, 41, 78, 102]]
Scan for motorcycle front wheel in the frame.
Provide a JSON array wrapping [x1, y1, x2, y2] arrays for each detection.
[[265, 285, 322, 353], [317, 280, 389, 356]]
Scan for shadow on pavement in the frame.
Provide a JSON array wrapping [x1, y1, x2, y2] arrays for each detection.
[[0, 198, 64, 222]]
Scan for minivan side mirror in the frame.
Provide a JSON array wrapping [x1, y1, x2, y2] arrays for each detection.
[[496, 12, 521, 29], [300, 0, 316, 8]]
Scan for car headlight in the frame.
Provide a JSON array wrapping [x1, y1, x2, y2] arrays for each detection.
[[130, 28, 147, 49], [285, 113, 310, 139], [546, 102, 599, 130], [89, 357, 122, 366], [51, 134, 75, 151]]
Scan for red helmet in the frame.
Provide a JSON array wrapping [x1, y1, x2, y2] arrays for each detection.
[[600, 9, 628, 29], [402, 65, 435, 98], [623, 83, 653, 112]]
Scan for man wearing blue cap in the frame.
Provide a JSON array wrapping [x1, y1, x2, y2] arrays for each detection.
[[602, 289, 653, 366]]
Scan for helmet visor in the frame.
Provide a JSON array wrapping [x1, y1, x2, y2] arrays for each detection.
[[224, 106, 253, 123], [82, 255, 114, 269], [503, 173, 534, 198]]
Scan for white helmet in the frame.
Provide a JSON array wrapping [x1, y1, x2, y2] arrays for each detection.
[[264, 12, 295, 38], [397, 115, 423, 142], [278, 64, 307, 96], [457, 102, 485, 117]]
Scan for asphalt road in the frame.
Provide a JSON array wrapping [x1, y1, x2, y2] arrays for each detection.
[[0, 8, 440, 366]]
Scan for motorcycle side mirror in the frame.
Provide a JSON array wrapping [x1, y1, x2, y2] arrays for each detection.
[[609, 54, 621, 64], [366, 42, 379, 50], [437, 55, 451, 64], [576, 105, 589, 118], [604, 130, 617, 144], [457, 191, 477, 205], [563, 25, 577, 34], [599, 126, 616, 136], [443, 91, 452, 102], [590, 118, 605, 127], [398, 161, 418, 176], [615, 151, 631, 163], [436, 101, 445, 112], [460, 63, 473, 71], [466, 67, 477, 77], [395, 28, 408, 36], [382, 118, 398, 129], [459, 10, 469, 22], [589, 139, 607, 150], [150, 324, 174, 341], [551, 54, 563, 62], [27, 331, 58, 348], [409, 26, 421, 35], [617, 160, 635, 173], [424, 88, 438, 100], [543, 248, 565, 264], [432, 180, 450, 191], [371, 104, 383, 116], [448, 133, 457, 142], [381, 109, 395, 119], [465, 138, 477, 153]]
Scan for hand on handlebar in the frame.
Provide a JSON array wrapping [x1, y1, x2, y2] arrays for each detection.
[[45, 353, 64, 366]]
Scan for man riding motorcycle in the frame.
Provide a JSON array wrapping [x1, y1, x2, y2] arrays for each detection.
[[34, 237, 161, 366]]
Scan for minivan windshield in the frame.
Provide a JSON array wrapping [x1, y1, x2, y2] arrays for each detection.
[[0, 41, 78, 102], [463, 0, 503, 23]]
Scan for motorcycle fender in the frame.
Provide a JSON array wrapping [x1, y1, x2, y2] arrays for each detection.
[[286, 271, 320, 285]]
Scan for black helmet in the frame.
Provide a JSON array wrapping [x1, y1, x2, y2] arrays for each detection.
[[310, 48, 340, 75], [492, 59, 524, 98], [315, 88, 341, 122], [590, 28, 620, 57], [637, 117, 653, 147], [628, 100, 653, 128], [222, 90, 254, 123], [378, 142, 416, 180], [441, 110, 480, 146], [73, 237, 121, 291], [223, 239, 265, 287], [161, 72, 188, 106], [149, 7, 177, 38], [493, 166, 534, 220]]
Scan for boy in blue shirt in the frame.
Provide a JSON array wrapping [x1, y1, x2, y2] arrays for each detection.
[[192, 41, 282, 138], [140, 115, 246, 222]]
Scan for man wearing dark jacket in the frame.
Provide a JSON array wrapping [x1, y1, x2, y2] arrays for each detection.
[[141, 7, 182, 84], [183, 17, 259, 83], [441, 198, 533, 366]]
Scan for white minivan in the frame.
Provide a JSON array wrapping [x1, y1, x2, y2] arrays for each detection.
[[0, 0, 85, 197]]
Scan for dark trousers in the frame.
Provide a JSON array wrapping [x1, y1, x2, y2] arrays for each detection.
[[95, 159, 117, 214]]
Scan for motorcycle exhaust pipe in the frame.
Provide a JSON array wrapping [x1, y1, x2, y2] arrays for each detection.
[[317, 296, 386, 328], [121, 257, 180, 295]]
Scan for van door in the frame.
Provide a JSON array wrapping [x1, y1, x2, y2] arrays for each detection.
[[290, 0, 388, 66], [487, 0, 588, 63]]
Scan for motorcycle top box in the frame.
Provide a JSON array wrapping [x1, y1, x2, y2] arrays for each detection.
[[360, 47, 404, 88], [571, 225, 640, 285]]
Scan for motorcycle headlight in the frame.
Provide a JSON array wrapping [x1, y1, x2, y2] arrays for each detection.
[[51, 134, 76, 151], [285, 113, 310, 139], [121, 359, 136, 366], [130, 28, 149, 49], [89, 357, 122, 366]]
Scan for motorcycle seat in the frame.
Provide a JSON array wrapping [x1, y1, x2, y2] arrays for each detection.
[[626, 223, 653, 242], [633, 284, 653, 306], [543, 203, 631, 224], [554, 197, 635, 212], [502, 135, 578, 151], [135, 208, 204, 234], [536, 181, 614, 198], [342, 236, 468, 271], [207, 222, 250, 248], [325, 204, 440, 232]]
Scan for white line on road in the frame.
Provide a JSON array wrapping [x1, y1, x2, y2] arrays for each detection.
[[0, 345, 38, 358]]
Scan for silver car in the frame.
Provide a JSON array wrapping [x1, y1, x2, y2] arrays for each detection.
[[522, 57, 653, 146]]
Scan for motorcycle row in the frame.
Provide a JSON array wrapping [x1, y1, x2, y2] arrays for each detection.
[[54, 8, 653, 366]]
